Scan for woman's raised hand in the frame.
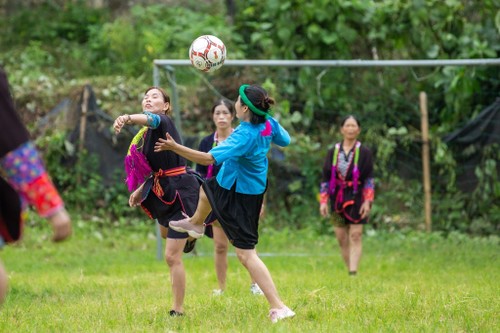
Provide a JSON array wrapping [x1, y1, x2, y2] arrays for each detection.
[[113, 115, 127, 134]]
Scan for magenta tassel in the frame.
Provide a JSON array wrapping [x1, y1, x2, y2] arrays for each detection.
[[337, 183, 344, 204], [124, 144, 152, 192], [329, 165, 337, 195], [206, 164, 214, 179], [352, 166, 360, 194], [260, 120, 272, 136]]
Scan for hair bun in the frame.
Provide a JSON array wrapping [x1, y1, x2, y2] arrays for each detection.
[[264, 95, 275, 107]]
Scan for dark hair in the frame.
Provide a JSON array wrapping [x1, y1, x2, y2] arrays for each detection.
[[144, 86, 171, 114], [212, 98, 235, 116], [241, 85, 275, 125], [340, 114, 361, 127]]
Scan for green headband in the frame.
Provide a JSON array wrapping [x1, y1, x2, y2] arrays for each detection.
[[239, 84, 270, 118]]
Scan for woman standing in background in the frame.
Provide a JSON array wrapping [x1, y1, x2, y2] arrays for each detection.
[[319, 115, 374, 276]]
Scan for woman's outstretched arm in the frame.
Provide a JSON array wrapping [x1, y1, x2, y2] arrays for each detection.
[[155, 132, 215, 166]]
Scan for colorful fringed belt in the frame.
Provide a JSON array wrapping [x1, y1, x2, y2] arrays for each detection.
[[153, 166, 187, 197]]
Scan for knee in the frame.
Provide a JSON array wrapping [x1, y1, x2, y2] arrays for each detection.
[[350, 231, 363, 243], [336, 235, 348, 246], [335, 233, 348, 246], [236, 251, 250, 267], [164, 252, 181, 267], [214, 242, 228, 255]]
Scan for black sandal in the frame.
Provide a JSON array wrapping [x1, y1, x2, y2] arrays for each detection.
[[169, 310, 184, 317], [183, 238, 197, 253]]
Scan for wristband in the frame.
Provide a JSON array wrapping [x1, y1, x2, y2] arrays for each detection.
[[319, 192, 329, 205]]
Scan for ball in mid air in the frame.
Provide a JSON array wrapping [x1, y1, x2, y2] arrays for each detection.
[[189, 35, 226, 72]]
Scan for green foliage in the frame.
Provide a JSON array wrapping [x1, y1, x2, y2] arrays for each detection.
[[1, 2, 235, 77], [0, 1, 108, 46], [234, 0, 499, 130], [36, 131, 137, 220], [429, 140, 500, 235], [0, 1, 498, 235], [85, 4, 236, 76], [468, 149, 500, 233]]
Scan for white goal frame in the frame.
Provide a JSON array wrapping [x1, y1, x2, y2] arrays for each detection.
[[151, 58, 500, 259]]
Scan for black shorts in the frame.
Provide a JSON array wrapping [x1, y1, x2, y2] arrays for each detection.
[[143, 193, 194, 240], [202, 178, 264, 250], [141, 173, 200, 240]]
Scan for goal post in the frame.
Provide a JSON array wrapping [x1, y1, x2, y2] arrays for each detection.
[[153, 58, 500, 138], [152, 58, 500, 260]]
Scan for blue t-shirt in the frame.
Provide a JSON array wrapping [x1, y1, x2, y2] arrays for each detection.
[[210, 117, 290, 195]]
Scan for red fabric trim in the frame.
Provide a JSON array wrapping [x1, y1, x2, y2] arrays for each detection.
[[335, 200, 362, 223], [153, 166, 187, 197], [319, 192, 329, 204], [152, 190, 181, 206], [155, 166, 187, 177], [22, 173, 64, 217], [363, 188, 374, 202], [141, 205, 154, 219]]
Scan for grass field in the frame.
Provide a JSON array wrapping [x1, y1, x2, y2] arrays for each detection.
[[0, 221, 498, 332]]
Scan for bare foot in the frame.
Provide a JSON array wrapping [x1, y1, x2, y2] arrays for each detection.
[[49, 209, 72, 242]]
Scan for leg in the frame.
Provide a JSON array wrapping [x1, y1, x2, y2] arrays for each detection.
[[0, 261, 7, 305], [48, 208, 72, 242], [249, 249, 263, 295], [1, 142, 72, 242], [235, 247, 284, 309], [235, 247, 295, 322], [169, 187, 212, 238], [348, 224, 363, 273], [212, 224, 229, 292], [164, 236, 186, 314], [334, 226, 349, 269], [190, 186, 212, 225], [159, 223, 168, 239]]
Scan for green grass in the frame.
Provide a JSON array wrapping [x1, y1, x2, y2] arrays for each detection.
[[0, 222, 498, 332]]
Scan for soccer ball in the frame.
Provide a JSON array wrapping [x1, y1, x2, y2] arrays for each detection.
[[189, 35, 226, 72]]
